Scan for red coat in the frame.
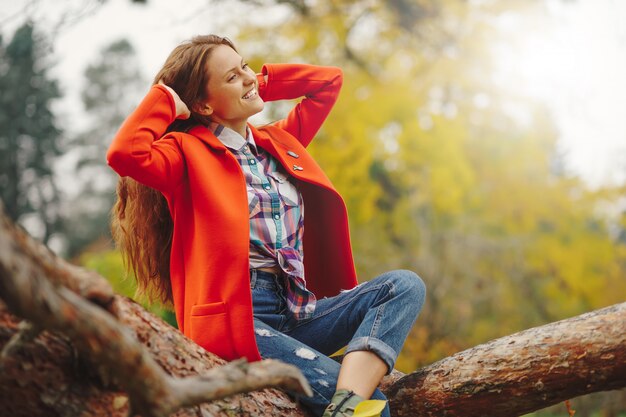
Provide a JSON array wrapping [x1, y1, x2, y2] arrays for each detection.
[[107, 63, 357, 361]]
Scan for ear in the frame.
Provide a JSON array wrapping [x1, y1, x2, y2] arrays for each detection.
[[194, 103, 213, 116]]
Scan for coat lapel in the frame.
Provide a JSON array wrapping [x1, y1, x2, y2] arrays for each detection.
[[187, 123, 338, 193], [251, 124, 336, 191]]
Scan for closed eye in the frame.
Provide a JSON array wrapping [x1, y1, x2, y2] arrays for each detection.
[[228, 63, 250, 82]]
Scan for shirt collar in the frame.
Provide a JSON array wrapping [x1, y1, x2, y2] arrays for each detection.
[[209, 122, 258, 153]]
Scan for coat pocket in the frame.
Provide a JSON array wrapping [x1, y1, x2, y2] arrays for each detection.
[[189, 301, 236, 360]]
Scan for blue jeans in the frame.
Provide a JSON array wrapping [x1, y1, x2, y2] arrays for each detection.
[[250, 269, 426, 417]]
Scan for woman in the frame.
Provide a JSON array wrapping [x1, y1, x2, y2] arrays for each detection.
[[107, 34, 425, 417]]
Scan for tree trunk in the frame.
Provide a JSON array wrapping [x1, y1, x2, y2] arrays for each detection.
[[386, 302, 626, 416], [0, 298, 309, 417], [0, 205, 625, 417], [0, 202, 309, 417]]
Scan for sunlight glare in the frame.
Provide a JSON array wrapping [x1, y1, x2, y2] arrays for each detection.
[[491, 0, 626, 186]]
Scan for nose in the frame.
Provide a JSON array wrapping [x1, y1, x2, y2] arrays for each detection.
[[243, 70, 255, 85]]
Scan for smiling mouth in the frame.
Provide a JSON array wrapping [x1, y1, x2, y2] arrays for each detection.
[[242, 89, 257, 99]]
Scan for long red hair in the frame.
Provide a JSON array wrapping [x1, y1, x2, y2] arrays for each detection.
[[111, 35, 237, 304]]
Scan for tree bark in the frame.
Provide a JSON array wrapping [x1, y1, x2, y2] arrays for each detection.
[[0, 204, 310, 417], [386, 302, 626, 416], [0, 205, 625, 416], [0, 298, 310, 417]]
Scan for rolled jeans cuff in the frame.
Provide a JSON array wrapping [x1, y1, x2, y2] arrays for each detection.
[[345, 336, 397, 375]]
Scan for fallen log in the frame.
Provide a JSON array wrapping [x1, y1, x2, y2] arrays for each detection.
[[387, 302, 626, 416], [0, 297, 311, 417], [0, 204, 310, 417]]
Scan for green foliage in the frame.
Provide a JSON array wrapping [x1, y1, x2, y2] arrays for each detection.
[[0, 22, 63, 245], [238, 0, 626, 381], [80, 249, 135, 297], [79, 249, 177, 328]]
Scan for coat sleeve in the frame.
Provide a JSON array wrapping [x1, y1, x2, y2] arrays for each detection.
[[258, 63, 343, 148], [106, 84, 185, 194]]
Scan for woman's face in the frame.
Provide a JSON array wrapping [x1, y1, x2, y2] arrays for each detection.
[[202, 45, 264, 132]]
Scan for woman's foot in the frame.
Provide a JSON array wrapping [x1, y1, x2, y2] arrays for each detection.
[[322, 389, 364, 417]]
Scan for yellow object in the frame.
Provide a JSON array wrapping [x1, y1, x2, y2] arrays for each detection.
[[352, 400, 387, 417], [329, 346, 347, 358]]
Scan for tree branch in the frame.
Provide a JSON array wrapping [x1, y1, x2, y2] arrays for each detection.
[[385, 301, 626, 416], [0, 320, 40, 363], [172, 359, 311, 409], [0, 205, 114, 305], [0, 203, 311, 417]]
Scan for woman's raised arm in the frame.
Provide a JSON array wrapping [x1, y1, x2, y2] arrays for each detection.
[[106, 84, 186, 194], [258, 63, 343, 147]]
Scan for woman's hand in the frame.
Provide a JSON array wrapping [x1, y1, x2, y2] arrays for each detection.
[[158, 81, 191, 120]]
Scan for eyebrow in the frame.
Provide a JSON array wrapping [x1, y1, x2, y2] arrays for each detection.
[[224, 58, 245, 79]]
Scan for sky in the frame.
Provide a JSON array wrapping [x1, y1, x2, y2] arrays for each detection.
[[1, 0, 625, 187], [491, 0, 626, 187]]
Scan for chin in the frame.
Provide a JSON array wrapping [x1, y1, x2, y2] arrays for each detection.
[[250, 99, 265, 115]]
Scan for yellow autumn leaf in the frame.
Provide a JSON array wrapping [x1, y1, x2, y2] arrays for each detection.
[[352, 400, 387, 417]]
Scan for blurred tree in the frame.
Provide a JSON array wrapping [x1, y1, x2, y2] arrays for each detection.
[[234, 2, 626, 412], [62, 39, 145, 258], [236, 0, 626, 380], [0, 22, 63, 246]]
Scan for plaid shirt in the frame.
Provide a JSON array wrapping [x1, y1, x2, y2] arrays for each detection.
[[211, 123, 316, 320]]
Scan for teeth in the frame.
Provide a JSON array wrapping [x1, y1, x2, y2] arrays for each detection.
[[243, 89, 257, 99]]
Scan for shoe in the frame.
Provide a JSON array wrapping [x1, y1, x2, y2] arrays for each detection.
[[322, 389, 364, 417]]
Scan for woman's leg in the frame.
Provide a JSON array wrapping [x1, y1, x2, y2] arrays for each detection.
[[284, 269, 426, 400], [250, 269, 422, 416], [336, 351, 387, 399], [253, 318, 390, 417]]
